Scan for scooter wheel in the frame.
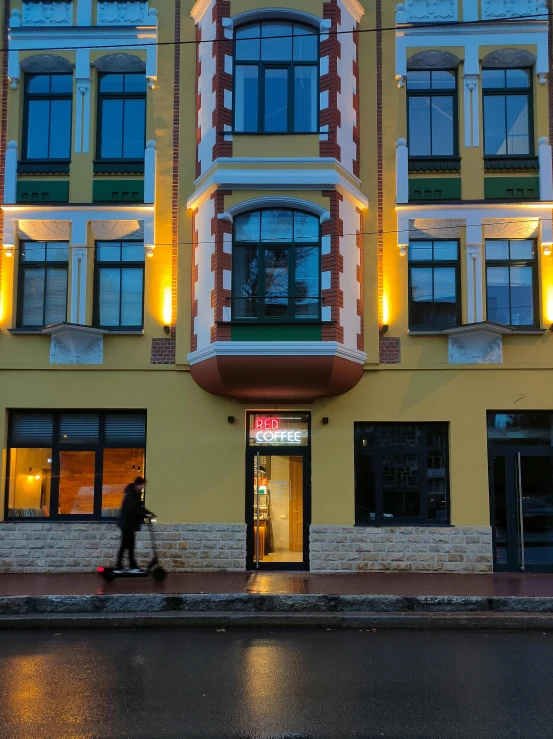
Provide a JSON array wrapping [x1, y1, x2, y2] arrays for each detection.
[[153, 566, 167, 582], [103, 572, 115, 583]]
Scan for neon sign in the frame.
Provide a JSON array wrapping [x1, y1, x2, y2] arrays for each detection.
[[250, 414, 309, 446]]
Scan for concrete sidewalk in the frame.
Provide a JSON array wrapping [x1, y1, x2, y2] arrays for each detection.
[[2, 571, 553, 630]]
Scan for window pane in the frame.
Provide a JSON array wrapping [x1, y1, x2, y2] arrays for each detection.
[[59, 450, 95, 515], [124, 74, 147, 93], [233, 246, 259, 318], [234, 66, 259, 133], [100, 99, 123, 158], [49, 99, 72, 158], [407, 71, 431, 90], [381, 453, 421, 519], [484, 95, 507, 155], [408, 96, 431, 156], [7, 448, 52, 518], [261, 210, 293, 242], [294, 66, 317, 133], [264, 68, 288, 132], [50, 74, 73, 94], [431, 71, 456, 90], [510, 240, 534, 260], [482, 69, 505, 89], [46, 243, 69, 262], [120, 268, 144, 326], [433, 241, 458, 261], [381, 424, 423, 447], [433, 267, 457, 327], [11, 413, 54, 446], [27, 75, 51, 93], [510, 266, 534, 326], [21, 268, 45, 326], [22, 243, 46, 262], [486, 241, 509, 260], [431, 96, 454, 155], [97, 243, 121, 262], [122, 98, 145, 158], [487, 266, 510, 325], [44, 267, 68, 324], [235, 212, 261, 242], [261, 23, 292, 61], [293, 25, 318, 62], [410, 267, 433, 327], [409, 242, 433, 261], [295, 246, 319, 318], [99, 268, 121, 325], [104, 413, 146, 444], [235, 24, 260, 61], [294, 211, 319, 242], [355, 454, 376, 524], [506, 95, 529, 155], [102, 448, 145, 517], [59, 414, 100, 443], [506, 69, 530, 89], [121, 243, 145, 262], [26, 100, 50, 158], [264, 247, 289, 317], [100, 74, 124, 93]]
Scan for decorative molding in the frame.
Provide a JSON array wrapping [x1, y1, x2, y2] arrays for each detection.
[[17, 161, 70, 175], [482, 48, 537, 68], [482, 0, 546, 20], [187, 341, 368, 366], [444, 323, 513, 365], [93, 160, 144, 175], [97, 1, 149, 26], [226, 9, 326, 31], [396, 0, 458, 23], [17, 220, 71, 240], [93, 53, 146, 73], [483, 217, 539, 238], [409, 218, 464, 239], [22, 1, 73, 27], [41, 324, 107, 365], [20, 54, 73, 73], [190, 0, 213, 24], [407, 50, 460, 70], [218, 197, 331, 223], [91, 220, 143, 239]]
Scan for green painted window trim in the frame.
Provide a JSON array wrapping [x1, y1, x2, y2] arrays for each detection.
[[16, 181, 69, 203], [92, 179, 144, 203], [484, 157, 538, 172], [408, 158, 461, 173], [231, 323, 323, 341], [484, 176, 539, 200], [18, 161, 70, 175], [93, 160, 145, 175], [409, 177, 461, 201]]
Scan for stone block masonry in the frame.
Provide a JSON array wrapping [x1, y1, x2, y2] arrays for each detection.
[[309, 525, 493, 574], [0, 523, 246, 573]]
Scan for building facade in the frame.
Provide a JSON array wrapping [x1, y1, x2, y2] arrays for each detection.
[[0, 0, 552, 574]]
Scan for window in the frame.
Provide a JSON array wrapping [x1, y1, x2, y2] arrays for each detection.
[[98, 73, 146, 160], [408, 240, 460, 329], [234, 21, 319, 133], [482, 69, 532, 156], [407, 70, 457, 157], [94, 241, 145, 329], [18, 242, 69, 329], [232, 209, 321, 320], [486, 239, 537, 327], [355, 423, 450, 526], [6, 411, 146, 520], [23, 74, 73, 160]]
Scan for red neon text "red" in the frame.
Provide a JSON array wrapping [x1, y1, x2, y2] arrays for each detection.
[[255, 418, 280, 430]]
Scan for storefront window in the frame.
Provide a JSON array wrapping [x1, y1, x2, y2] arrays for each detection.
[[6, 411, 146, 520], [355, 422, 450, 526], [248, 412, 310, 447]]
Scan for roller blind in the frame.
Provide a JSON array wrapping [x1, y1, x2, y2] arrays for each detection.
[[59, 414, 100, 443], [105, 413, 146, 445], [10, 413, 54, 446]]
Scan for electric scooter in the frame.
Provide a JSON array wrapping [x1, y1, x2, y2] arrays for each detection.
[[98, 516, 167, 583]]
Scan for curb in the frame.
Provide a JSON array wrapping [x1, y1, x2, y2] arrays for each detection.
[[2, 611, 553, 630]]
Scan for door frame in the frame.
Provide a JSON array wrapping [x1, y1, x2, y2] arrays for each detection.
[[489, 445, 553, 573], [245, 445, 312, 571]]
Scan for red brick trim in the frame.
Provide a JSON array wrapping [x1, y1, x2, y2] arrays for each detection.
[[320, 0, 341, 160], [212, 0, 232, 161], [190, 208, 199, 353], [151, 338, 177, 365], [195, 24, 202, 180], [210, 189, 232, 342], [379, 336, 401, 365], [352, 24, 360, 178], [376, 0, 384, 327], [171, 0, 181, 344], [322, 190, 344, 343], [356, 207, 364, 352]]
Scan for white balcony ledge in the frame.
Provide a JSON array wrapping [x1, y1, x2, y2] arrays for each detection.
[[41, 323, 107, 364]]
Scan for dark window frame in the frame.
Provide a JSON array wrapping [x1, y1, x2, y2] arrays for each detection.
[[233, 20, 320, 134], [406, 69, 459, 160], [93, 240, 145, 330], [5, 410, 147, 522], [96, 72, 147, 162], [354, 422, 451, 527], [408, 239, 461, 330], [485, 238, 539, 328], [482, 68, 534, 158], [231, 208, 322, 322], [17, 240, 69, 330], [22, 73, 73, 162]]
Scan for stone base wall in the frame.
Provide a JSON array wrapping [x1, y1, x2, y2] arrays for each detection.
[[0, 523, 247, 573], [309, 525, 493, 574]]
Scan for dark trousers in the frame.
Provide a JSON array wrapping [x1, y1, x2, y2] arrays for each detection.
[[117, 529, 137, 570]]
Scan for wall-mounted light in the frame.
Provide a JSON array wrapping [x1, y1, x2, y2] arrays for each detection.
[[163, 325, 171, 335], [543, 243, 553, 257], [227, 416, 235, 424], [399, 245, 407, 257], [322, 417, 329, 425], [380, 324, 389, 335], [4, 244, 14, 258], [145, 245, 154, 258]]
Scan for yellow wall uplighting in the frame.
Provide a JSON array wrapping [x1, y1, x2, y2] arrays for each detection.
[[162, 287, 172, 326], [382, 290, 390, 326], [546, 285, 553, 325]]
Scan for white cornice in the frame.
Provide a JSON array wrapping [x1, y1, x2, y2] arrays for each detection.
[[190, 0, 213, 25], [341, 0, 365, 24], [8, 24, 157, 51], [188, 342, 367, 366]]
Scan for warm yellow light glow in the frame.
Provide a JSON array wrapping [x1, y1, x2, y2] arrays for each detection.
[[162, 287, 172, 326], [544, 243, 552, 257], [382, 290, 390, 325], [34, 474, 41, 480], [546, 285, 553, 324]]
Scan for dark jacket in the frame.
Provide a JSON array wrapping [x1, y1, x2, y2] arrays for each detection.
[[118, 485, 152, 532]]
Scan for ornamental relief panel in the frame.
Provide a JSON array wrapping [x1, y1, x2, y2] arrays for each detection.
[[97, 1, 149, 26], [17, 220, 71, 241], [22, 1, 73, 26], [482, 0, 545, 20], [483, 218, 539, 239], [409, 219, 464, 239], [402, 0, 458, 22]]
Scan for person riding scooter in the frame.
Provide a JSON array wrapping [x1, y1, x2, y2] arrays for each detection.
[[115, 476, 155, 573]]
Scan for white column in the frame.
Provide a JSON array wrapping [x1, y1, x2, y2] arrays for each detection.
[[398, 212, 409, 257], [143, 216, 155, 258], [5, 141, 17, 205], [70, 218, 88, 325], [466, 221, 483, 324], [539, 137, 553, 202], [75, 49, 91, 154], [541, 216, 553, 256], [144, 140, 157, 204], [395, 36, 407, 89], [146, 9, 158, 89], [77, 0, 92, 25], [8, 49, 20, 89], [464, 42, 480, 148], [396, 138, 409, 204]]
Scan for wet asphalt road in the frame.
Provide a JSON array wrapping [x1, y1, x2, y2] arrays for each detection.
[[0, 629, 552, 739]]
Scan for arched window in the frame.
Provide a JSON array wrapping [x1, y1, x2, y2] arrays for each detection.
[[234, 21, 319, 134], [232, 209, 321, 320]]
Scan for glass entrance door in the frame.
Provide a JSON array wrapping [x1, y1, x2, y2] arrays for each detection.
[[490, 451, 553, 571]]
